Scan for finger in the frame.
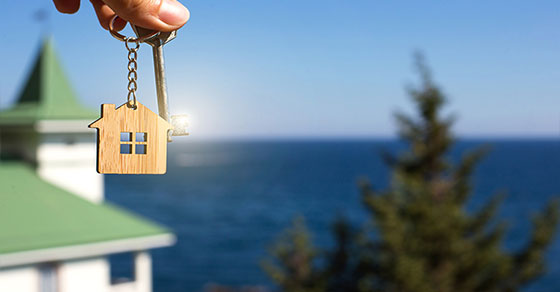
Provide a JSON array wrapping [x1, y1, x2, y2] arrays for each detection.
[[90, 0, 126, 31], [101, 0, 189, 32], [53, 0, 81, 14]]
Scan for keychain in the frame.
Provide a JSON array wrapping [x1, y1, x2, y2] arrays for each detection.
[[89, 15, 188, 174]]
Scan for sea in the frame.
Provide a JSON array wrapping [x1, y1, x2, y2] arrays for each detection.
[[106, 139, 560, 292]]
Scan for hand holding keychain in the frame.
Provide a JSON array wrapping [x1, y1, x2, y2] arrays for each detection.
[[52, 0, 190, 33], [89, 15, 189, 175]]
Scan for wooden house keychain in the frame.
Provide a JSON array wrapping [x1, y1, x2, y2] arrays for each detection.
[[89, 15, 189, 174]]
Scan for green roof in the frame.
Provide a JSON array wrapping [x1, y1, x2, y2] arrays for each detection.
[[0, 37, 97, 124], [0, 162, 170, 254]]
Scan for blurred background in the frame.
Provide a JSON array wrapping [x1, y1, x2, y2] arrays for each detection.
[[0, 1, 558, 292]]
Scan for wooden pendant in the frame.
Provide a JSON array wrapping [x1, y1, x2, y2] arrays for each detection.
[[89, 102, 172, 174]]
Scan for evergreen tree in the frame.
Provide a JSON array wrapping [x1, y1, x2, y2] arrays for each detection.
[[263, 54, 559, 292], [262, 216, 326, 292]]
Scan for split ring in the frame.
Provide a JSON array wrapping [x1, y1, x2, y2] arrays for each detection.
[[108, 15, 159, 43]]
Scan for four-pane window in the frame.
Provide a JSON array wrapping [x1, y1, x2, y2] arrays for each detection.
[[120, 132, 148, 155]]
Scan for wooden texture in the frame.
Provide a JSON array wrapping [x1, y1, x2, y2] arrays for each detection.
[[89, 102, 171, 174]]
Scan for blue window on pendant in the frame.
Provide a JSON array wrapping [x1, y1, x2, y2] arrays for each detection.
[[136, 144, 147, 154], [120, 132, 132, 142], [120, 144, 132, 154], [120, 132, 147, 155]]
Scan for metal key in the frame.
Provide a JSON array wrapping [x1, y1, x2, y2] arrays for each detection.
[[132, 25, 188, 140]]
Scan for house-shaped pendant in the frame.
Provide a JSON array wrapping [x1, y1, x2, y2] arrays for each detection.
[[89, 102, 172, 174]]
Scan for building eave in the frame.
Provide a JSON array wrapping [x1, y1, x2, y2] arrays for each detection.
[[0, 233, 175, 268], [35, 120, 97, 133]]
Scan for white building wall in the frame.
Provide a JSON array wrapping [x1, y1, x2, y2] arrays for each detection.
[[0, 265, 39, 292], [58, 257, 110, 292], [36, 132, 104, 203], [134, 251, 152, 292], [0, 253, 153, 292]]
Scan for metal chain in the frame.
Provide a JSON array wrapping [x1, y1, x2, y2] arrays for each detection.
[[125, 37, 140, 108]]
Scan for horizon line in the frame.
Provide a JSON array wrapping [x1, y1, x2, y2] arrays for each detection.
[[172, 135, 560, 143]]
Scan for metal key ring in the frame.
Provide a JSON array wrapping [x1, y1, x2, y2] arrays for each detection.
[[109, 15, 160, 43]]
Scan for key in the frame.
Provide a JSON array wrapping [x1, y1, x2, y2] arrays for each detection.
[[132, 26, 174, 121], [132, 26, 188, 140]]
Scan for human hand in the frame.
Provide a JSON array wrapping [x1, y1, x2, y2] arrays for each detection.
[[52, 0, 190, 32]]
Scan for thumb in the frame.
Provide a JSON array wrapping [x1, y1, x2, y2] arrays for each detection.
[[99, 0, 189, 31]]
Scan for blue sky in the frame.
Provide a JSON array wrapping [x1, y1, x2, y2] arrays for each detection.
[[1, 1, 558, 138]]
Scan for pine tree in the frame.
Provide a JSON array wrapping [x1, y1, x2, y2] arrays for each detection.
[[264, 53, 559, 292], [262, 216, 325, 292]]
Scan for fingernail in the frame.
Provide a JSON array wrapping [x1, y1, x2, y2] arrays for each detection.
[[159, 0, 190, 26]]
